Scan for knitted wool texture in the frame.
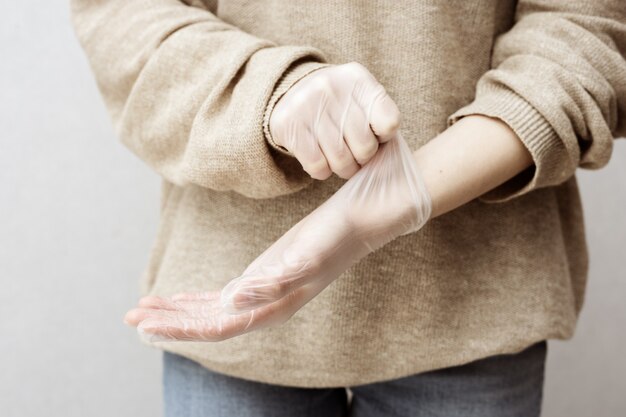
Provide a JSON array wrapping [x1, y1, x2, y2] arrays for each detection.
[[72, 0, 626, 387]]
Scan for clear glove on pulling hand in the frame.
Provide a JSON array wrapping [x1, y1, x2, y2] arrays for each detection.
[[130, 132, 431, 342], [269, 62, 401, 180]]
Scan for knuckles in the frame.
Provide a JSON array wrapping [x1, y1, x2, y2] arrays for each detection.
[[354, 140, 379, 164], [310, 74, 334, 94]]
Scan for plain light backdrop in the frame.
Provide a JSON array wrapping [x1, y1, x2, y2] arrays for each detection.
[[1, 3, 624, 416]]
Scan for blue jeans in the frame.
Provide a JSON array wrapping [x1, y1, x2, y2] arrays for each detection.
[[163, 341, 546, 417]]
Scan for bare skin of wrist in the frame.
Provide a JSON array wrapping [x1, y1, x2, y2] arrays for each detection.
[[414, 114, 533, 218]]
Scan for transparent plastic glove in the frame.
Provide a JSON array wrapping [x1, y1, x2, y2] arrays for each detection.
[[269, 62, 401, 179], [126, 131, 431, 342], [125, 288, 327, 342], [220, 131, 431, 313]]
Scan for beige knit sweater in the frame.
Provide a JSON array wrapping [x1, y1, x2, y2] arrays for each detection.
[[71, 0, 626, 387]]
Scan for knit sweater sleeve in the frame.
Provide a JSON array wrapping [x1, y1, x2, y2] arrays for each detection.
[[70, 0, 329, 198], [447, 0, 626, 203]]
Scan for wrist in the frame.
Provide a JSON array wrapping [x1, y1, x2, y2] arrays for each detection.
[[413, 114, 533, 218]]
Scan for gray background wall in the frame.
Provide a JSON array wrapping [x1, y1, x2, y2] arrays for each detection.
[[1, 3, 624, 416]]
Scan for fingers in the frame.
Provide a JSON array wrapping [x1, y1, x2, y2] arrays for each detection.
[[291, 128, 333, 180], [138, 314, 247, 342], [341, 99, 379, 165], [270, 105, 332, 181], [366, 84, 401, 143], [171, 291, 220, 302], [316, 112, 360, 179], [127, 297, 249, 342], [125, 295, 186, 326], [124, 305, 176, 326], [138, 317, 211, 342], [137, 295, 180, 309], [295, 138, 333, 180], [125, 292, 219, 325], [341, 62, 400, 143], [270, 62, 401, 180], [127, 273, 327, 343], [124, 308, 149, 326], [133, 291, 295, 342]]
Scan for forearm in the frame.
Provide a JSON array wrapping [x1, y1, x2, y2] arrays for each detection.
[[72, 0, 328, 198], [414, 115, 533, 218]]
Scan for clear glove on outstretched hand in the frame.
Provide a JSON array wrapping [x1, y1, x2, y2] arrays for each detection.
[[124, 132, 431, 342], [269, 62, 401, 179]]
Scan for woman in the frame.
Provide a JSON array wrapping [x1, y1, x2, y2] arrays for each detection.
[[71, 0, 626, 415]]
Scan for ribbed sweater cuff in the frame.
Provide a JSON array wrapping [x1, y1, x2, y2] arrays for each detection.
[[263, 60, 332, 156], [447, 84, 565, 203]]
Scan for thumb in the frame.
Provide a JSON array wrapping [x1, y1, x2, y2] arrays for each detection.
[[367, 87, 401, 143]]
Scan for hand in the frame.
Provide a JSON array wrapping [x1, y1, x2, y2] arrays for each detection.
[[123, 283, 328, 342], [221, 131, 431, 312], [123, 132, 431, 343], [269, 62, 401, 180]]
